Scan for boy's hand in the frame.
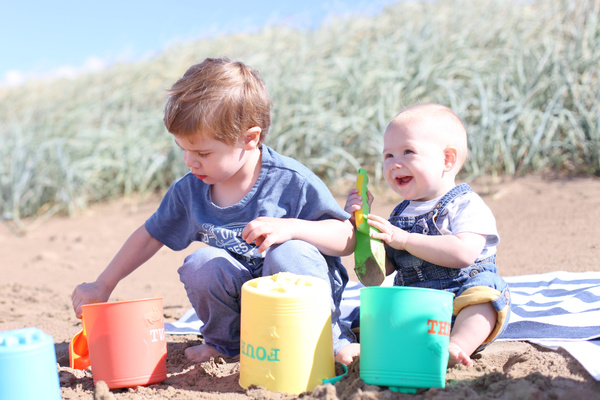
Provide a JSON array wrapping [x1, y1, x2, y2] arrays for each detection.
[[71, 281, 111, 319], [242, 217, 294, 254], [365, 213, 408, 250], [345, 188, 374, 226]]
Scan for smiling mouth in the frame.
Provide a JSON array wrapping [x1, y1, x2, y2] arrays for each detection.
[[395, 176, 412, 186]]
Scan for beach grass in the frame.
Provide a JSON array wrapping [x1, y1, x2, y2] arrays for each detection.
[[1, 0, 598, 226]]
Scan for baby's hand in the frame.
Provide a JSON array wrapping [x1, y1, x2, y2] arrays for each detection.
[[366, 213, 408, 250], [344, 188, 362, 219], [345, 188, 374, 226]]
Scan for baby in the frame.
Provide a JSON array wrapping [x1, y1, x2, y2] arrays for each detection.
[[345, 103, 510, 366]]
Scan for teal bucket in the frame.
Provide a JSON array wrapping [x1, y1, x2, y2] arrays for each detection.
[[0, 327, 61, 400], [360, 286, 454, 393]]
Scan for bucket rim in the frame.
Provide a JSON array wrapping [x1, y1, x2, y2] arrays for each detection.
[[0, 327, 54, 354], [360, 286, 454, 297], [81, 297, 163, 310]]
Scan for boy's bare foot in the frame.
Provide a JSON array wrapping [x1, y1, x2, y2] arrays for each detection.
[[335, 343, 360, 366], [184, 343, 226, 363], [448, 342, 474, 367]]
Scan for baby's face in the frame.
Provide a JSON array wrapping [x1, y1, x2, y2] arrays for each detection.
[[382, 120, 454, 201]]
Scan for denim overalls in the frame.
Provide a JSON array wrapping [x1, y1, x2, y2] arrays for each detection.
[[387, 184, 511, 345]]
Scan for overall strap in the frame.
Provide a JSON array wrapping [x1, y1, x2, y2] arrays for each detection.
[[390, 199, 411, 217], [431, 183, 473, 219]]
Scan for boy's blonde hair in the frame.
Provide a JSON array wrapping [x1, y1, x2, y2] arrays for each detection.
[[164, 58, 272, 145], [392, 103, 468, 168]]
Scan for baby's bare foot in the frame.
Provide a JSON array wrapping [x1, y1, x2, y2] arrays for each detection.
[[448, 342, 474, 367], [335, 343, 360, 366], [184, 344, 226, 363]]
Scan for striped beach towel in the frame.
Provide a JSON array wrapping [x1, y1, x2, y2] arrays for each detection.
[[499, 271, 600, 341]]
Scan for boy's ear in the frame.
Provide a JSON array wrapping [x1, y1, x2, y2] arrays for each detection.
[[444, 146, 458, 171], [243, 127, 261, 149]]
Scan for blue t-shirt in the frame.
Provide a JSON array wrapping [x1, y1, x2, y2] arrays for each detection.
[[145, 145, 350, 269]]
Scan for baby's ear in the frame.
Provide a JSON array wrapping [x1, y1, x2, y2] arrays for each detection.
[[443, 146, 458, 171]]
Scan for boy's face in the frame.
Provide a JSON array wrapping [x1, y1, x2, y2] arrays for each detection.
[[174, 130, 257, 186], [382, 119, 455, 201]]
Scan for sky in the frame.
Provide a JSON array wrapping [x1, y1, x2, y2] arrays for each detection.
[[1, 0, 396, 87]]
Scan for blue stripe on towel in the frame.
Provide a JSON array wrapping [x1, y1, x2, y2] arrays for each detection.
[[508, 306, 600, 318], [510, 288, 600, 302], [502, 321, 600, 340]]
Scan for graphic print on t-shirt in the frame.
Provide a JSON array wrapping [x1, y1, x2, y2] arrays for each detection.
[[198, 222, 262, 265]]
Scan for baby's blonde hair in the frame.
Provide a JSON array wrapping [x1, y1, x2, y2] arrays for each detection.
[[390, 103, 468, 168]]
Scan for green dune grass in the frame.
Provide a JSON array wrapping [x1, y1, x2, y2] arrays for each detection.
[[1, 0, 598, 227]]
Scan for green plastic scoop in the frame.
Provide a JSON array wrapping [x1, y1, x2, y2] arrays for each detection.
[[353, 168, 386, 286]]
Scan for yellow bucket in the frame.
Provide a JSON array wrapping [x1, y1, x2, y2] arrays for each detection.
[[239, 272, 335, 394]]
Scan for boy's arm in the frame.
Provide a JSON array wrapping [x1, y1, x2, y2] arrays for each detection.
[[71, 224, 164, 318], [242, 217, 356, 257], [367, 213, 486, 269]]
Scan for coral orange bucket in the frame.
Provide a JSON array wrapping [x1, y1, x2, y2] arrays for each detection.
[[81, 297, 167, 389]]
